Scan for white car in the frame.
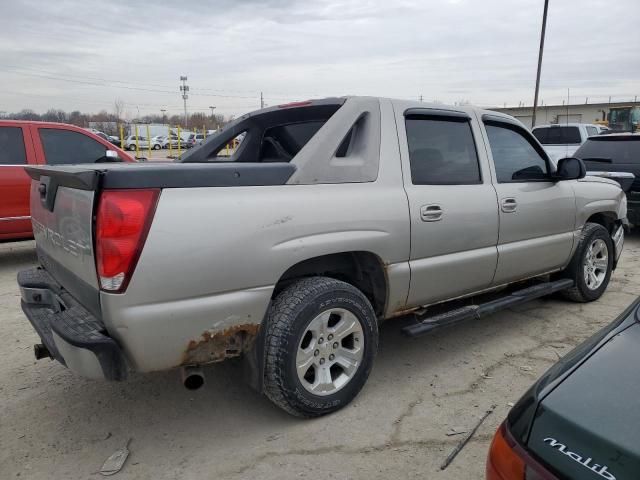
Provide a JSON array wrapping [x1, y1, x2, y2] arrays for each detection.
[[531, 123, 601, 163], [162, 134, 181, 149], [124, 135, 162, 151]]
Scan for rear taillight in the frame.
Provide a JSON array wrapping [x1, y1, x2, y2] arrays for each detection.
[[95, 189, 159, 292], [487, 423, 557, 480]]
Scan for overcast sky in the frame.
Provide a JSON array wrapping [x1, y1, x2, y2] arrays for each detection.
[[1, 0, 639, 118]]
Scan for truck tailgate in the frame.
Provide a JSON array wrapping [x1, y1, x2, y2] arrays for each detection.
[[27, 166, 102, 317]]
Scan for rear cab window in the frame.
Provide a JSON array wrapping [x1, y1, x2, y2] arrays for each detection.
[[576, 137, 640, 166], [179, 100, 343, 164], [532, 126, 582, 145]]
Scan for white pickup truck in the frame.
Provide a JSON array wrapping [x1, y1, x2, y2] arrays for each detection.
[[532, 123, 601, 163], [18, 97, 626, 417]]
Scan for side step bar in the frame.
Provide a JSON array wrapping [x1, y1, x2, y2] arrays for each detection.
[[402, 278, 575, 338]]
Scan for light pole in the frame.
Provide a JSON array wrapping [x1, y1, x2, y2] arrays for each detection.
[[209, 106, 216, 130], [179, 75, 189, 128], [531, 0, 549, 128], [160, 109, 167, 124]]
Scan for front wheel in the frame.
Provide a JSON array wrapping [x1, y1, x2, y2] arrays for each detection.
[[263, 277, 378, 417], [561, 223, 614, 302]]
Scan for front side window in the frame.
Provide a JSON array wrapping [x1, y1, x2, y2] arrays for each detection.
[[39, 129, 107, 165], [486, 124, 549, 182], [0, 126, 27, 165], [405, 117, 481, 185]]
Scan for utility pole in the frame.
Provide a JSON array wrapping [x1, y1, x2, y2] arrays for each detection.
[[531, 0, 549, 128], [179, 75, 189, 128], [419, 95, 423, 102], [209, 106, 216, 117], [160, 109, 167, 124], [260, 91, 265, 109]]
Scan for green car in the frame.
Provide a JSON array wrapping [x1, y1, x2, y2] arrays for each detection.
[[488, 298, 640, 480]]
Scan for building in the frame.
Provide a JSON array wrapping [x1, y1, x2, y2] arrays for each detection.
[[492, 101, 640, 129]]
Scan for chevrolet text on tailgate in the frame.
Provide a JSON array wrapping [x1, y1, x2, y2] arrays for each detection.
[[18, 97, 627, 417]]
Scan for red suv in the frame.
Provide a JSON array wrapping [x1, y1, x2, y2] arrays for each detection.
[[0, 121, 134, 241]]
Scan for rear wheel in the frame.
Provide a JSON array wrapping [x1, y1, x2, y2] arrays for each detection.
[[263, 277, 378, 417], [561, 223, 613, 302], [153, 144, 161, 150]]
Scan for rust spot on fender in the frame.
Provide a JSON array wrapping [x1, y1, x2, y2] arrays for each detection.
[[182, 323, 260, 365]]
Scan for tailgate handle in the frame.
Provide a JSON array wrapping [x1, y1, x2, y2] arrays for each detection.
[[39, 176, 59, 212]]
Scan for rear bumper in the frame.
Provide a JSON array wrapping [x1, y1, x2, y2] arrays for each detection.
[[18, 268, 127, 381]]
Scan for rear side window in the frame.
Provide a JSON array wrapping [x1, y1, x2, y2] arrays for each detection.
[[532, 126, 582, 145], [586, 126, 598, 137], [0, 127, 27, 165], [39, 129, 107, 165], [405, 117, 481, 185], [486, 124, 549, 182], [576, 138, 640, 165]]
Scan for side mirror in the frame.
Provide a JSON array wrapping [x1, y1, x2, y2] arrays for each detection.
[[553, 157, 586, 181], [96, 149, 124, 163]]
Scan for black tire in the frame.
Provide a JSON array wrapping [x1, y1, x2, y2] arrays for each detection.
[[263, 276, 378, 417], [153, 144, 161, 150], [561, 223, 613, 302]]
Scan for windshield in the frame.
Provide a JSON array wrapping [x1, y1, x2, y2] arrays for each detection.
[[532, 126, 581, 145], [575, 138, 640, 165], [609, 109, 629, 125]]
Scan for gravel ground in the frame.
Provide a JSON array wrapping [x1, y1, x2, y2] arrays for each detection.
[[1, 234, 639, 479]]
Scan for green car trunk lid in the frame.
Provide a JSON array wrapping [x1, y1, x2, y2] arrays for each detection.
[[527, 323, 640, 479]]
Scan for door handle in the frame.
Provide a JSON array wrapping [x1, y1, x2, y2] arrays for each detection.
[[501, 197, 517, 213], [420, 204, 443, 222]]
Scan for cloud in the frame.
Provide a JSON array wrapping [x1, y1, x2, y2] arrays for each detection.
[[0, 0, 638, 116]]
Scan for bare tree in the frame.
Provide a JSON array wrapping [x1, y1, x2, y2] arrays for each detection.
[[113, 98, 125, 122]]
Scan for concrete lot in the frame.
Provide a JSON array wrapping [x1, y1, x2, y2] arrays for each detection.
[[1, 234, 639, 479]]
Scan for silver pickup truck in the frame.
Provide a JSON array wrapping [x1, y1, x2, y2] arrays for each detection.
[[18, 97, 626, 417]]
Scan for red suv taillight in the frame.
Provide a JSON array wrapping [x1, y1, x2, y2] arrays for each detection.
[[95, 189, 159, 292], [487, 423, 557, 480]]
